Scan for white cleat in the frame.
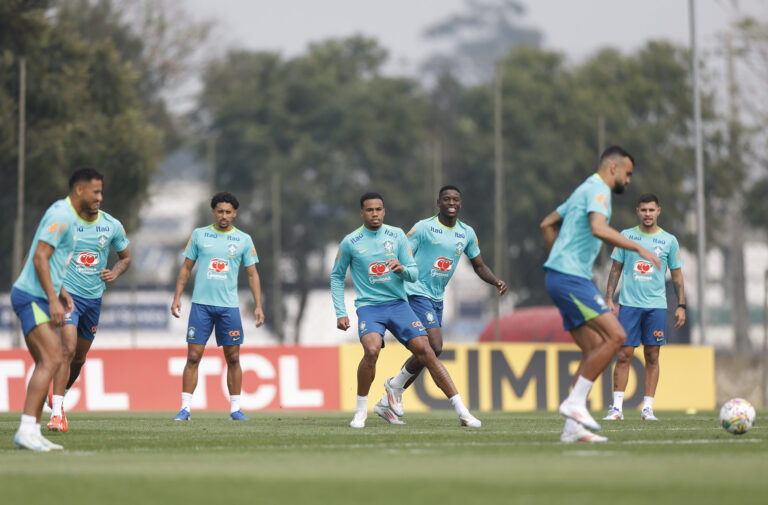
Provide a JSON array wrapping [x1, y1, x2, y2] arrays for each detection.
[[374, 400, 405, 425], [384, 378, 405, 417], [13, 432, 50, 452], [459, 412, 482, 428], [561, 424, 608, 443], [349, 410, 367, 429], [641, 407, 659, 421], [37, 433, 64, 450], [602, 406, 624, 421], [559, 401, 601, 431]]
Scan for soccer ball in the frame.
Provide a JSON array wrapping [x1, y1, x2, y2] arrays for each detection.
[[719, 398, 756, 435]]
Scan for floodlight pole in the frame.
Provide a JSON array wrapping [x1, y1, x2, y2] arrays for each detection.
[[689, 0, 707, 344], [11, 57, 26, 348], [493, 61, 504, 342]]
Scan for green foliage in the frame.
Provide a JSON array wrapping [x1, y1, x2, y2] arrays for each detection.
[[0, 1, 162, 288]]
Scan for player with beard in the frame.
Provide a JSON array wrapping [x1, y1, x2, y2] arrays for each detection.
[[46, 174, 131, 433], [10, 168, 102, 451], [374, 185, 507, 423], [331, 192, 482, 428], [171, 192, 264, 421], [540, 146, 660, 443]]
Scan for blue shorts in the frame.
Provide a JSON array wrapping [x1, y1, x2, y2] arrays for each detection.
[[187, 303, 244, 347], [64, 293, 102, 341], [545, 269, 610, 331], [619, 306, 667, 346], [408, 295, 443, 329], [356, 300, 427, 346], [11, 287, 52, 336]]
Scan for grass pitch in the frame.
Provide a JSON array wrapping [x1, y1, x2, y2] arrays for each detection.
[[0, 410, 766, 505]]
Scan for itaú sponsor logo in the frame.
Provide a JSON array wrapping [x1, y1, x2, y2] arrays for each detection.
[[633, 260, 654, 276], [76, 251, 99, 268]]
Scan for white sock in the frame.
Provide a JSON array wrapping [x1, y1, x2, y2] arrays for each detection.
[[230, 395, 241, 413], [64, 388, 70, 397], [563, 418, 580, 433], [568, 376, 594, 404], [35, 423, 41, 434], [356, 395, 368, 412], [181, 392, 193, 412], [449, 394, 469, 416], [51, 394, 64, 417], [18, 414, 36, 435], [613, 392, 625, 411], [643, 396, 654, 410], [389, 366, 414, 389]]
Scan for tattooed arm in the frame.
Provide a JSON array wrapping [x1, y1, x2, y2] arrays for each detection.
[[605, 260, 623, 312]]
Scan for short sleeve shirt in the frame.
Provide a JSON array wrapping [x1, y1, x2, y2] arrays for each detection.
[[184, 225, 258, 308]]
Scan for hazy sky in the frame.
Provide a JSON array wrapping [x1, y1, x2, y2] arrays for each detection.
[[173, 0, 766, 110]]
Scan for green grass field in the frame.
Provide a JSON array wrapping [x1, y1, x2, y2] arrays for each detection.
[[1, 410, 766, 505]]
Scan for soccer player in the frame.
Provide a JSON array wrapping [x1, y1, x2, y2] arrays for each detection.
[[602, 194, 685, 422], [331, 192, 481, 428], [375, 185, 507, 423], [10, 168, 103, 451], [170, 192, 264, 421], [46, 179, 131, 433], [540, 146, 660, 443]]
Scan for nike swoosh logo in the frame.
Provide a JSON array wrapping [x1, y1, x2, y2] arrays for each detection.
[[358, 249, 368, 253], [431, 241, 440, 244], [203, 244, 214, 248]]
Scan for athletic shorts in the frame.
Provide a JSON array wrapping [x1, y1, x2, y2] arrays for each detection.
[[10, 287, 52, 336], [356, 300, 427, 345], [187, 303, 244, 347], [408, 295, 443, 329], [619, 306, 667, 346], [544, 268, 610, 331], [64, 293, 102, 341]]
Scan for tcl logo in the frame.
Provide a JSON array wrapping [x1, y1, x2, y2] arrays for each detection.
[[633, 260, 654, 275], [432, 257, 453, 272], [368, 261, 391, 276], [76, 251, 99, 267], [208, 259, 229, 273]]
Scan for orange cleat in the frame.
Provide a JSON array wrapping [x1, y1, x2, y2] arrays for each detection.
[[47, 415, 65, 432]]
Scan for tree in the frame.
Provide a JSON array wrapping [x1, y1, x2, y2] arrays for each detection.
[[0, 1, 162, 288]]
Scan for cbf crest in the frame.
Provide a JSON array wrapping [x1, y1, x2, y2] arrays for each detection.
[[455, 241, 465, 256], [383, 240, 394, 254], [97, 234, 109, 250], [227, 243, 238, 257]]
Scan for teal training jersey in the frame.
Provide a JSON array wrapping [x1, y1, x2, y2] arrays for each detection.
[[63, 210, 129, 299], [14, 197, 79, 299], [330, 224, 418, 318], [404, 216, 480, 301], [184, 225, 258, 308], [612, 226, 682, 309], [544, 174, 612, 279]]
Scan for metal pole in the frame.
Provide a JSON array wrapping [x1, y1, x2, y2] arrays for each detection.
[[689, 0, 707, 344], [493, 62, 504, 342], [763, 269, 767, 408], [11, 57, 26, 348], [271, 170, 283, 342]]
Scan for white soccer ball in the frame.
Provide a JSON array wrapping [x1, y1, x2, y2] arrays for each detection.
[[719, 398, 756, 435]]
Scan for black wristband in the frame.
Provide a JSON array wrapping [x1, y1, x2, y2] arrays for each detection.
[[677, 304, 687, 310]]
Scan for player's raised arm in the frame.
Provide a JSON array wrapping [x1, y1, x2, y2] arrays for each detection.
[[588, 213, 661, 269], [330, 241, 351, 328], [540, 210, 562, 253]]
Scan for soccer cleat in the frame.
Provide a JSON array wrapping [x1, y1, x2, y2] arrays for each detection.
[[46, 415, 67, 432], [13, 432, 50, 452], [560, 424, 608, 443], [349, 410, 367, 429], [173, 409, 191, 421], [230, 410, 249, 421], [38, 433, 64, 451], [384, 378, 405, 417], [459, 412, 482, 428], [374, 400, 405, 425], [641, 407, 659, 421], [559, 401, 601, 431], [602, 405, 624, 421]]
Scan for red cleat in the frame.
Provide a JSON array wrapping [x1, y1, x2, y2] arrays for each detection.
[[47, 415, 65, 432]]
